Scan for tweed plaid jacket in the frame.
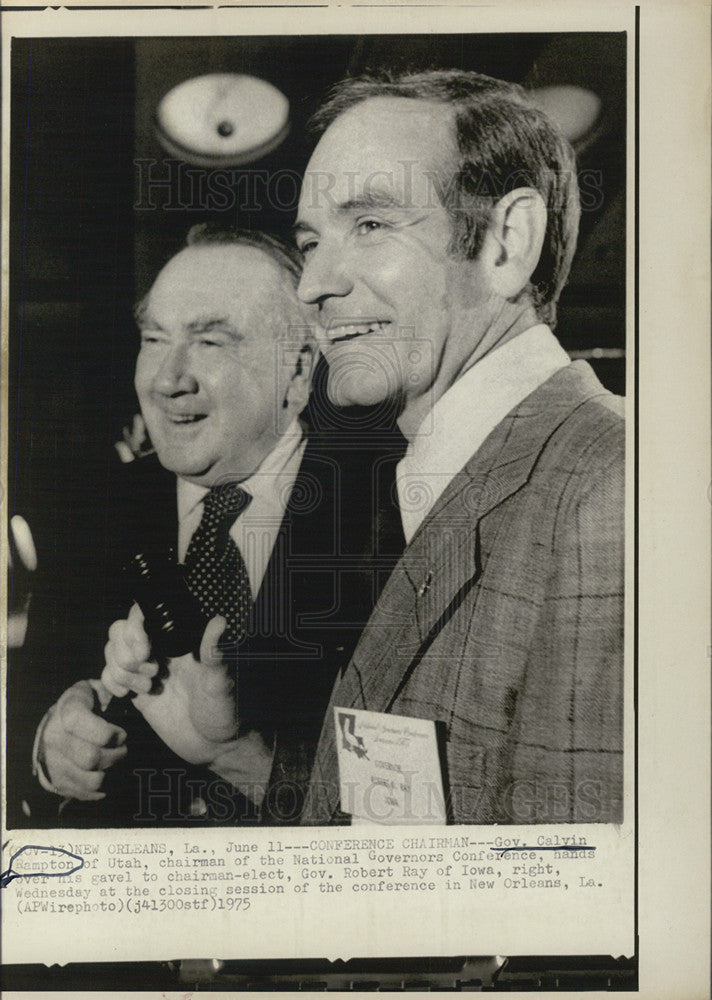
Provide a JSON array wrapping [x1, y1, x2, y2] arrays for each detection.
[[301, 361, 625, 825]]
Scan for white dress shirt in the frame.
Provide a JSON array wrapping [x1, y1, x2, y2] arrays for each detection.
[[396, 325, 571, 543], [176, 418, 306, 593]]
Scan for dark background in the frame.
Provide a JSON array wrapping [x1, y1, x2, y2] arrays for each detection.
[[9, 33, 626, 516], [7, 33, 626, 827]]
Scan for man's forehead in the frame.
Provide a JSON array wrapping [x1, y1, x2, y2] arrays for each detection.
[[147, 244, 289, 315], [319, 95, 453, 147], [299, 96, 456, 212], [159, 243, 282, 287]]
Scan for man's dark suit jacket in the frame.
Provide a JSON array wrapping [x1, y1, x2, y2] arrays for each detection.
[[9, 431, 403, 828], [303, 363, 625, 826]]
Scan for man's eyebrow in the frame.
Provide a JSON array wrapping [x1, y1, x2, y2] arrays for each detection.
[[338, 191, 411, 213], [134, 298, 157, 327], [293, 190, 413, 237], [185, 317, 242, 337]]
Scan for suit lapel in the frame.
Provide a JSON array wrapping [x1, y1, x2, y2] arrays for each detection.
[[252, 438, 335, 627], [312, 362, 613, 820]]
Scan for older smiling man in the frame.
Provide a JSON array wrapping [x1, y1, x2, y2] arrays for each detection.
[[31, 226, 402, 826]]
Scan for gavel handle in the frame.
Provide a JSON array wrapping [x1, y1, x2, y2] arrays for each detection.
[[101, 692, 137, 729]]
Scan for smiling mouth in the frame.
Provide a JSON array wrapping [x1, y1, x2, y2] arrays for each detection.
[[324, 320, 391, 344], [164, 413, 207, 425]]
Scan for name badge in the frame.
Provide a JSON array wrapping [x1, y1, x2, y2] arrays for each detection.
[[333, 707, 447, 825]]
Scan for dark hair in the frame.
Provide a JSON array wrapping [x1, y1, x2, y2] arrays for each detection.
[[185, 224, 303, 287], [310, 69, 581, 327]]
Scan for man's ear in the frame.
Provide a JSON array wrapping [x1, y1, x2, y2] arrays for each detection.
[[484, 188, 547, 300], [283, 338, 317, 414]]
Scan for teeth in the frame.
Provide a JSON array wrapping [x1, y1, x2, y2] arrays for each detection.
[[326, 321, 389, 342], [169, 414, 204, 423]]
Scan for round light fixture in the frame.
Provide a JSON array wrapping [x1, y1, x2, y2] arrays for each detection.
[[155, 73, 290, 167], [528, 85, 602, 146]]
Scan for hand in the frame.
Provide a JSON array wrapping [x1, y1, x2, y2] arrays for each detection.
[[126, 616, 240, 766], [38, 679, 127, 800], [114, 413, 153, 463], [103, 609, 271, 799], [101, 603, 158, 698]]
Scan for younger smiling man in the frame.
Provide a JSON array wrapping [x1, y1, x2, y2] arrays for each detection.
[[294, 70, 624, 826]]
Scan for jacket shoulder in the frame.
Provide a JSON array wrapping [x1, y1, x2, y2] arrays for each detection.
[[534, 364, 625, 483], [528, 383, 625, 542]]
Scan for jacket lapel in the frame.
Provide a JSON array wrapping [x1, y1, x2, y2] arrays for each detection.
[[252, 437, 338, 630]]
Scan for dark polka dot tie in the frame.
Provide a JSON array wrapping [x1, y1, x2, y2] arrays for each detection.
[[184, 484, 253, 651]]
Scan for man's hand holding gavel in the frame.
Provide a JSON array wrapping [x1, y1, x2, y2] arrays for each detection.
[[101, 608, 274, 807], [37, 607, 246, 800], [101, 603, 241, 763], [36, 680, 128, 801]]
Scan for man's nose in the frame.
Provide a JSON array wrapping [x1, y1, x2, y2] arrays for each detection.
[[153, 343, 198, 395], [297, 243, 353, 305]]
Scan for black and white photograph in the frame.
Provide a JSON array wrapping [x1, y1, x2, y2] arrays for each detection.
[[1, 1, 708, 993], [7, 28, 627, 831]]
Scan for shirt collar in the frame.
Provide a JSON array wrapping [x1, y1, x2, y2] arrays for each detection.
[[177, 417, 305, 522], [397, 325, 571, 542]]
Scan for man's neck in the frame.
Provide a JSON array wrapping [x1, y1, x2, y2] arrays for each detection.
[[176, 417, 305, 493], [177, 417, 306, 520], [397, 303, 540, 442]]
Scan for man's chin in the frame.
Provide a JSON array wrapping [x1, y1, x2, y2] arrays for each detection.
[[153, 446, 213, 483], [326, 373, 395, 410], [323, 344, 406, 410]]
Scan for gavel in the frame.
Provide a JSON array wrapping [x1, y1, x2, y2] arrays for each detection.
[[101, 551, 207, 726]]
